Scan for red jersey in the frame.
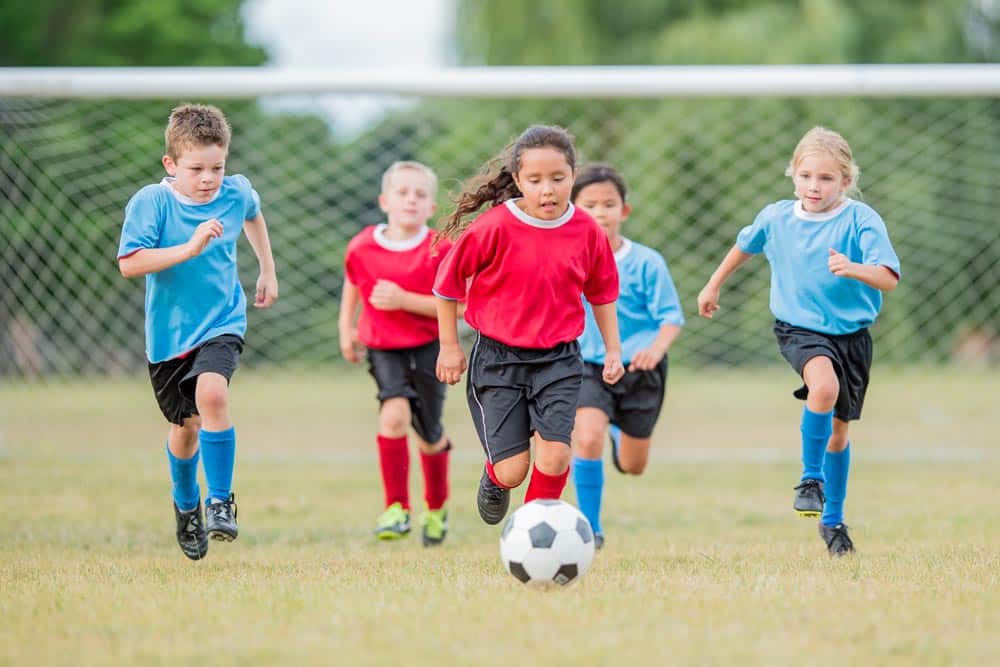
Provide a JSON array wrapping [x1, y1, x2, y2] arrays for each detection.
[[434, 200, 618, 349], [345, 225, 452, 350]]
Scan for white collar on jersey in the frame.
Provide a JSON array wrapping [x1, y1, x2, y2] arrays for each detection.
[[613, 237, 634, 262], [794, 197, 852, 222], [504, 199, 575, 228], [373, 223, 429, 251], [160, 177, 221, 206]]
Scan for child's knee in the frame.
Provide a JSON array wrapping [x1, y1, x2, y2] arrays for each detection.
[[572, 428, 604, 459], [195, 377, 229, 417], [494, 456, 529, 487], [808, 378, 839, 406], [378, 398, 410, 437]]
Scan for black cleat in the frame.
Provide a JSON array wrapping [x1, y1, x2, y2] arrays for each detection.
[[819, 522, 856, 557], [205, 493, 238, 542], [174, 500, 208, 560], [477, 468, 510, 525], [608, 425, 625, 474], [793, 479, 825, 517], [594, 533, 605, 550]]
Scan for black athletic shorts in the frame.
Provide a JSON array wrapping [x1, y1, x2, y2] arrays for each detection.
[[148, 334, 244, 426], [774, 320, 872, 422], [466, 333, 583, 464], [366, 340, 446, 444], [577, 358, 667, 438]]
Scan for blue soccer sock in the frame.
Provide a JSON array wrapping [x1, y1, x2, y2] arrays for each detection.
[[200, 427, 236, 503], [167, 444, 201, 512], [800, 407, 833, 482], [822, 444, 851, 526], [572, 456, 604, 535]]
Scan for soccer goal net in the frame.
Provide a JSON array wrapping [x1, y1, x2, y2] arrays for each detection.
[[1, 66, 998, 376]]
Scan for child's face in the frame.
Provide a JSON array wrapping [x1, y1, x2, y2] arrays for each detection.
[[792, 153, 851, 213], [378, 168, 436, 230], [512, 147, 574, 220], [162, 143, 227, 203], [573, 181, 631, 242]]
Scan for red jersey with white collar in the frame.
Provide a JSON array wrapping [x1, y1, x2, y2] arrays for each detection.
[[345, 224, 452, 350], [434, 200, 618, 349]]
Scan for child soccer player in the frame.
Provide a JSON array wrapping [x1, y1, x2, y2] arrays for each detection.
[[339, 161, 454, 546], [434, 125, 625, 526], [697, 126, 900, 556], [118, 104, 278, 560], [569, 164, 685, 550]]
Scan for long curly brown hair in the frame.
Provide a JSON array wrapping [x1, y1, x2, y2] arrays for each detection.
[[436, 125, 576, 246]]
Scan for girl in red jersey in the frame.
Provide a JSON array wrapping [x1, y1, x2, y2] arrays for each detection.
[[340, 161, 454, 546], [433, 125, 625, 525]]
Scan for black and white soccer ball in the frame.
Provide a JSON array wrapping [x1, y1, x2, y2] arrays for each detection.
[[499, 499, 595, 588]]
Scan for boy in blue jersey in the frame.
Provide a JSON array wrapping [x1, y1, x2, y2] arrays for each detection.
[[698, 126, 900, 556], [570, 164, 684, 550], [118, 104, 278, 560]]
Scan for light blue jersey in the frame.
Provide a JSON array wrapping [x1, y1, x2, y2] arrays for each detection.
[[118, 175, 261, 363], [737, 199, 900, 335], [579, 238, 685, 365]]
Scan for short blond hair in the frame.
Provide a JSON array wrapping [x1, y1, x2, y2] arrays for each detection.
[[785, 126, 860, 195], [165, 104, 231, 159], [381, 161, 438, 196]]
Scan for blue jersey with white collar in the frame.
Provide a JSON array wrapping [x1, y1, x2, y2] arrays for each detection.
[[118, 174, 261, 363], [737, 198, 900, 335], [579, 238, 685, 365]]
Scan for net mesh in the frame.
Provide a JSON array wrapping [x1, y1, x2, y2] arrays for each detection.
[[2, 91, 998, 376]]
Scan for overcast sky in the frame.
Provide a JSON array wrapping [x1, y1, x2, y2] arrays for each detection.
[[244, 0, 454, 68], [242, 0, 455, 134]]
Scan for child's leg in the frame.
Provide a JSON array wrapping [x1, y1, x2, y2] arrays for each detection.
[[378, 397, 412, 510], [571, 407, 608, 535], [195, 372, 236, 503], [616, 434, 653, 475], [800, 356, 839, 481], [822, 419, 851, 526], [167, 417, 201, 511], [525, 436, 572, 502], [490, 452, 531, 488]]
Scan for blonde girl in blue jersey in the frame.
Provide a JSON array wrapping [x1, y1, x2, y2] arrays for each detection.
[[697, 126, 900, 556], [570, 164, 684, 550]]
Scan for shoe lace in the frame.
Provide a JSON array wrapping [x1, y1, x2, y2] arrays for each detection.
[[793, 480, 825, 502], [208, 498, 236, 523], [184, 514, 202, 535]]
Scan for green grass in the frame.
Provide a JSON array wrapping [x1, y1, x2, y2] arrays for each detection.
[[2, 367, 998, 666]]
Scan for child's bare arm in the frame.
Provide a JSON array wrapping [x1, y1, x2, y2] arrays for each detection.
[[435, 297, 466, 384], [369, 280, 437, 317], [244, 213, 278, 308], [118, 219, 222, 278], [827, 249, 899, 291], [338, 280, 363, 363], [591, 302, 625, 384], [629, 323, 682, 372], [697, 244, 754, 318]]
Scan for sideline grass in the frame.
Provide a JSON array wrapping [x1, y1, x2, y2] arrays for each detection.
[[2, 367, 998, 665]]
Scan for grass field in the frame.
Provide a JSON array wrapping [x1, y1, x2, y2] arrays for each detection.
[[2, 367, 998, 666]]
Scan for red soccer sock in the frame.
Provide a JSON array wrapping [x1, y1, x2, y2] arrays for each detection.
[[377, 435, 410, 510], [523, 463, 570, 502], [420, 442, 450, 511]]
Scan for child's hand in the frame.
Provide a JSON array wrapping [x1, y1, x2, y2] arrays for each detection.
[[254, 272, 278, 308], [436, 342, 467, 385], [828, 248, 855, 278], [629, 344, 666, 372], [369, 279, 405, 310], [602, 351, 625, 385], [697, 284, 721, 319], [187, 219, 223, 257], [339, 327, 364, 364]]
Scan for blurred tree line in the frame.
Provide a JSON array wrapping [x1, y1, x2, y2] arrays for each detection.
[[1, 1, 997, 374]]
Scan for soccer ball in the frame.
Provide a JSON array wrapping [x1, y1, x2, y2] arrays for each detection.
[[499, 499, 595, 588]]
